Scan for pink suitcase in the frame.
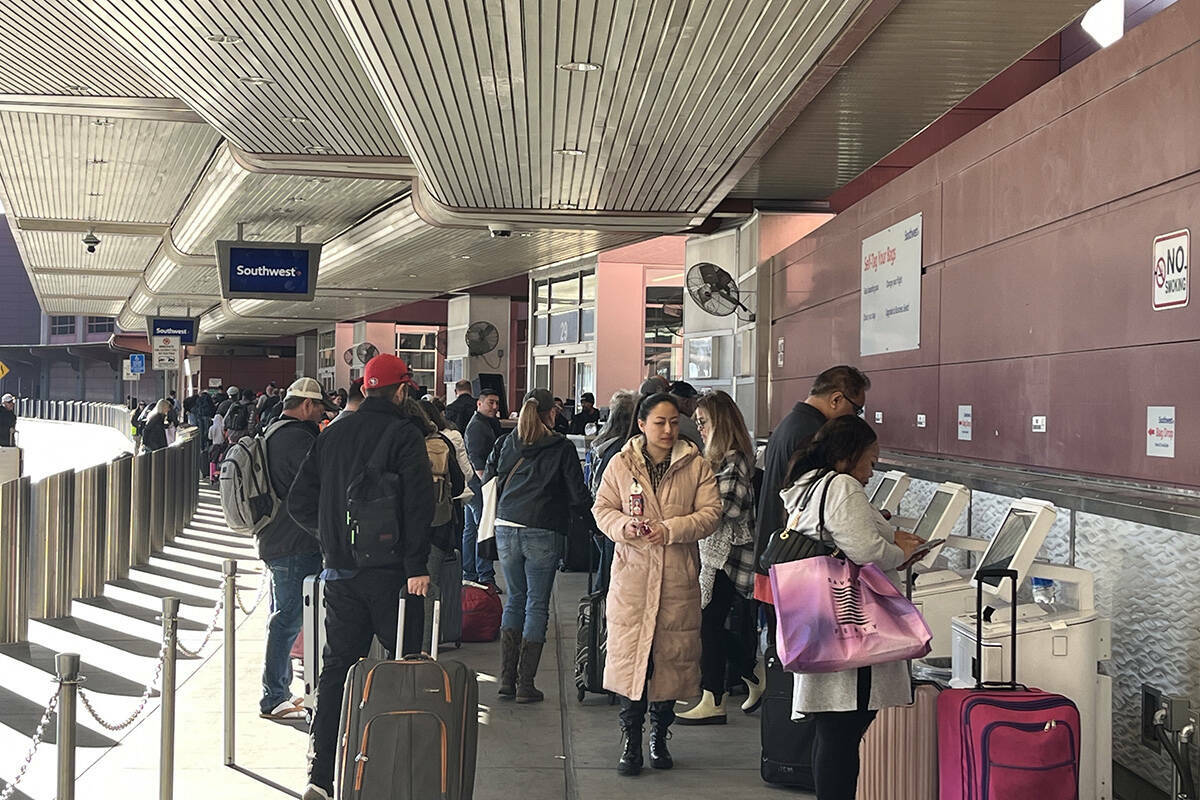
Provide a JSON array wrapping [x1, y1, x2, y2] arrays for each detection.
[[856, 682, 939, 800], [936, 569, 1081, 800]]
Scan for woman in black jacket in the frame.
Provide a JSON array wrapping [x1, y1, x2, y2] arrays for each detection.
[[141, 399, 171, 452], [486, 387, 593, 704]]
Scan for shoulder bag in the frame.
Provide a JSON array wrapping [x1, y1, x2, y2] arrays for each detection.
[[757, 470, 840, 572], [475, 454, 526, 562]]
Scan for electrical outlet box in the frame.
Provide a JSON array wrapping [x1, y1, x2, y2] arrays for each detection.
[[1142, 684, 1163, 751], [1165, 694, 1192, 732]]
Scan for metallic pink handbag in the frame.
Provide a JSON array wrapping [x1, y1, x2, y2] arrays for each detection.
[[770, 557, 932, 673]]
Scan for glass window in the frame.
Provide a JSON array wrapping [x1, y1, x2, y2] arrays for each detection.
[[581, 270, 597, 304], [549, 311, 579, 345], [535, 314, 549, 346], [534, 362, 550, 389], [535, 280, 550, 312], [580, 308, 595, 342], [85, 316, 114, 333], [550, 275, 579, 308], [50, 315, 75, 335]]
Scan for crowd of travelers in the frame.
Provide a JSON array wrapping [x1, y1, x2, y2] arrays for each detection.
[[110, 357, 922, 800]]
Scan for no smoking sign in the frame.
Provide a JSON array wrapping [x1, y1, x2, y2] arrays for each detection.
[[1153, 229, 1189, 310]]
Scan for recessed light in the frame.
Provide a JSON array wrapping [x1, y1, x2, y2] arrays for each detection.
[[206, 34, 243, 45], [88, 158, 107, 166], [370, 286, 380, 290], [558, 62, 601, 72], [64, 84, 91, 93], [240, 76, 273, 86], [459, 255, 472, 260], [87, 191, 103, 197], [555, 148, 586, 156], [552, 202, 579, 210], [408, 274, 418, 278], [306, 146, 330, 155], [519, 232, 535, 237], [306, 177, 331, 184], [285, 196, 306, 204], [285, 115, 311, 124], [91, 119, 115, 128]]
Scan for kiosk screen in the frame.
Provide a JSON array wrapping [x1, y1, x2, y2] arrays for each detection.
[[871, 477, 896, 506], [914, 491, 952, 540], [976, 509, 1037, 587]]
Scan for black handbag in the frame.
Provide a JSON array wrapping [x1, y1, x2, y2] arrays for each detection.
[[758, 470, 840, 572]]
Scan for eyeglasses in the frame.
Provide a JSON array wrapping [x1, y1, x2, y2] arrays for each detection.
[[848, 397, 865, 417], [695, 416, 708, 430]]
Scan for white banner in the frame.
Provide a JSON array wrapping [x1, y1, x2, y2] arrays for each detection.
[[860, 212, 923, 356], [152, 336, 180, 371], [122, 361, 141, 381]]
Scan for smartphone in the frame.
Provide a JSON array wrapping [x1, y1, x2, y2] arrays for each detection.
[[908, 537, 947, 562]]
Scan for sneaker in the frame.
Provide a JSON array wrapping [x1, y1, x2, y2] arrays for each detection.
[[302, 785, 332, 800], [260, 700, 306, 720]]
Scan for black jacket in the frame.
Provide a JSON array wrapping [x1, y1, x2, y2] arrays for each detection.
[[485, 431, 594, 534], [754, 401, 827, 573], [444, 393, 475, 432], [0, 406, 16, 447], [258, 417, 321, 562], [568, 407, 600, 435], [288, 397, 435, 577], [142, 415, 169, 451], [463, 411, 502, 508]]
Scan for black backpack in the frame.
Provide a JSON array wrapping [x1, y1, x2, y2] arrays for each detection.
[[345, 426, 404, 568], [224, 401, 249, 432]]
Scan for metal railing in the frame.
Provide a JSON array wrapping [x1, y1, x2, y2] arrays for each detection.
[[15, 398, 133, 441]]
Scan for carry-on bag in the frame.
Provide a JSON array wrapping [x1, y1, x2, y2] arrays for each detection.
[[462, 581, 502, 642], [336, 594, 479, 800], [300, 575, 386, 717], [857, 682, 939, 800], [760, 641, 816, 789], [936, 568, 1081, 800], [435, 548, 464, 647], [574, 546, 613, 703], [560, 510, 594, 572]]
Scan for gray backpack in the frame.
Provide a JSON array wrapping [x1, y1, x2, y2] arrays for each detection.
[[218, 418, 298, 535]]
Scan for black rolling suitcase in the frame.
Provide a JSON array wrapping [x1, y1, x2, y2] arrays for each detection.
[[336, 594, 478, 800], [561, 510, 594, 572], [760, 643, 816, 788], [434, 547, 464, 648], [574, 548, 615, 703]]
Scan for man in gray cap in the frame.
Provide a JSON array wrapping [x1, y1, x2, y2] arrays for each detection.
[[0, 394, 16, 447], [668, 381, 704, 448]]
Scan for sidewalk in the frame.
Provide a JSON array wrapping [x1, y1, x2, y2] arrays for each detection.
[[72, 570, 797, 800]]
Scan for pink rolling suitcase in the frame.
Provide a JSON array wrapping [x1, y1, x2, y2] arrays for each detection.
[[936, 569, 1081, 800], [856, 682, 939, 800]]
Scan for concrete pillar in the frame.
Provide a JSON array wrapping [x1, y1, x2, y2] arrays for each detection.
[[447, 296, 512, 411]]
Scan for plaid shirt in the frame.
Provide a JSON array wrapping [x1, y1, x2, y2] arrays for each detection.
[[699, 449, 757, 605], [641, 443, 673, 492]]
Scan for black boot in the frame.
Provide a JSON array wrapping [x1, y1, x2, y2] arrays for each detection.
[[497, 628, 521, 698], [617, 696, 646, 776], [515, 640, 545, 703], [648, 701, 675, 769]]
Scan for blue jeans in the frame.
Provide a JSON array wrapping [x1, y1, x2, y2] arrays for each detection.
[[461, 502, 495, 584], [495, 526, 560, 642], [260, 551, 323, 713]]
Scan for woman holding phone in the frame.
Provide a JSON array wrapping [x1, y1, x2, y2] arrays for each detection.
[[592, 393, 722, 776], [780, 415, 923, 799]]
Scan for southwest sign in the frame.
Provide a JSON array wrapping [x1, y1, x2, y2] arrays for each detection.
[[145, 316, 198, 345], [216, 240, 322, 301]]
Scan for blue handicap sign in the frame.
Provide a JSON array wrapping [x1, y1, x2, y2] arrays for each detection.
[[129, 354, 146, 374]]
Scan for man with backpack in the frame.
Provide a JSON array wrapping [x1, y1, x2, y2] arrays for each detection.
[[288, 354, 435, 800], [223, 387, 255, 443], [253, 377, 337, 721]]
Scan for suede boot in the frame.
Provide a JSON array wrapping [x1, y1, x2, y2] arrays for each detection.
[[617, 696, 646, 776], [515, 640, 545, 703], [498, 628, 521, 698], [648, 701, 675, 769]]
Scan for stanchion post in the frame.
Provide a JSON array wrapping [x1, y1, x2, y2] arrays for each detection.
[[222, 559, 236, 766], [160, 597, 179, 800], [56, 652, 80, 800]]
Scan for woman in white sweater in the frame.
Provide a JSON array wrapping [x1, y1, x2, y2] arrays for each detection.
[[780, 415, 922, 800]]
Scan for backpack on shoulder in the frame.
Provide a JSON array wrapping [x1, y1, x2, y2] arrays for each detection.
[[346, 427, 406, 568], [224, 401, 249, 433], [425, 432, 456, 528], [218, 418, 297, 536]]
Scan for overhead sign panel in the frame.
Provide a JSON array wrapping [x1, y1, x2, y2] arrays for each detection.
[[860, 212, 922, 357], [217, 240, 321, 301], [146, 316, 198, 345]]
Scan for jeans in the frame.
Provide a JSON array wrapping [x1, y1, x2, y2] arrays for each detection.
[[308, 568, 423, 792], [495, 526, 559, 642], [461, 502, 495, 584], [259, 552, 323, 713]]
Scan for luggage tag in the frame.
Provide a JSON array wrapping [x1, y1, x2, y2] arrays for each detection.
[[629, 479, 645, 518]]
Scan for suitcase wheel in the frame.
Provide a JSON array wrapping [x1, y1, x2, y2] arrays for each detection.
[[608, 693, 617, 706], [577, 687, 586, 702], [455, 640, 462, 649]]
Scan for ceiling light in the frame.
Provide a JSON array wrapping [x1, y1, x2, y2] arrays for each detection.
[[87, 191, 103, 197], [558, 62, 601, 72], [552, 202, 579, 210], [91, 119, 115, 127], [407, 274, 418, 278], [1082, 0, 1123, 47], [459, 255, 472, 260], [206, 34, 243, 44], [555, 148, 586, 156], [306, 146, 330, 155], [64, 84, 90, 93], [88, 158, 107, 166], [306, 177, 331, 184], [240, 76, 274, 86], [519, 232, 535, 237], [285, 196, 306, 204], [285, 115, 311, 124]]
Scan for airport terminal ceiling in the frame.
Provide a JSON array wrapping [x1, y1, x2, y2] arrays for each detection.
[[0, 0, 1089, 343]]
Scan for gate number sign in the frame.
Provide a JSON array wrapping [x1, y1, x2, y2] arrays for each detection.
[[1153, 229, 1189, 310]]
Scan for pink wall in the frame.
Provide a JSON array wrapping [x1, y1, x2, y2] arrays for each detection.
[[768, 0, 1200, 487]]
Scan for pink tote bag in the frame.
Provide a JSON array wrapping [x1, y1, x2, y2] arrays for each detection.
[[770, 556, 932, 673]]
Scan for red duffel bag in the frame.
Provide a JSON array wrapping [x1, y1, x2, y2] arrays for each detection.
[[462, 581, 502, 642]]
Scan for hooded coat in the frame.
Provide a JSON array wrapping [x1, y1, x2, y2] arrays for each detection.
[[592, 436, 722, 701]]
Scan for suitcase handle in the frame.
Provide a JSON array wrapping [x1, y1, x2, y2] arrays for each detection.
[[974, 568, 1019, 690], [397, 592, 441, 662]]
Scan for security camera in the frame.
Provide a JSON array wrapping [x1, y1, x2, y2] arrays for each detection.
[[82, 231, 100, 254], [487, 225, 512, 239], [215, 334, 226, 341]]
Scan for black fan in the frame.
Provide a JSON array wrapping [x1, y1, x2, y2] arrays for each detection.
[[465, 321, 500, 356], [342, 348, 354, 365], [355, 342, 380, 364], [687, 262, 755, 321]]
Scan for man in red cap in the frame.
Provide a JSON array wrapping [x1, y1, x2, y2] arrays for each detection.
[[289, 353, 434, 800]]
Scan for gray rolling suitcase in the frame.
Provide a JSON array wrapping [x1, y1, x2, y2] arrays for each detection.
[[336, 594, 478, 800]]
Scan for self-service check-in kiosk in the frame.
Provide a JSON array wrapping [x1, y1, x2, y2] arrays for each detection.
[[947, 498, 1112, 800], [870, 470, 910, 517]]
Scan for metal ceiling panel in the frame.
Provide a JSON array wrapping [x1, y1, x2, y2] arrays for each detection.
[[732, 0, 1093, 199], [42, 298, 125, 316], [328, 0, 864, 213], [85, 0, 409, 158], [0, 1, 170, 97], [0, 112, 220, 223], [19, 230, 162, 271], [143, 254, 221, 296], [171, 147, 405, 254], [36, 272, 140, 297]]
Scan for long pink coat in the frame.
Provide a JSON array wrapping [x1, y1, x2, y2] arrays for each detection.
[[592, 437, 722, 701]]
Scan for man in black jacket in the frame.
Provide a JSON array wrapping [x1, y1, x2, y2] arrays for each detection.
[[443, 379, 475, 431], [568, 392, 601, 435], [288, 355, 434, 800], [754, 365, 870, 579], [462, 386, 502, 587], [256, 377, 336, 721]]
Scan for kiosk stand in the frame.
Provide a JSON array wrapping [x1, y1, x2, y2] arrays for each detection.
[[870, 470, 910, 517]]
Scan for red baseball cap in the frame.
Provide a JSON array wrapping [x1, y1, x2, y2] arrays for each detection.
[[363, 354, 417, 390]]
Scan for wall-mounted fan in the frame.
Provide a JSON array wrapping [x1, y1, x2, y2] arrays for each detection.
[[355, 342, 380, 365], [687, 262, 756, 322], [465, 321, 500, 357], [342, 348, 354, 365]]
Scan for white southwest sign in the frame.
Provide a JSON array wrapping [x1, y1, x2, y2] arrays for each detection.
[[860, 212, 923, 356]]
